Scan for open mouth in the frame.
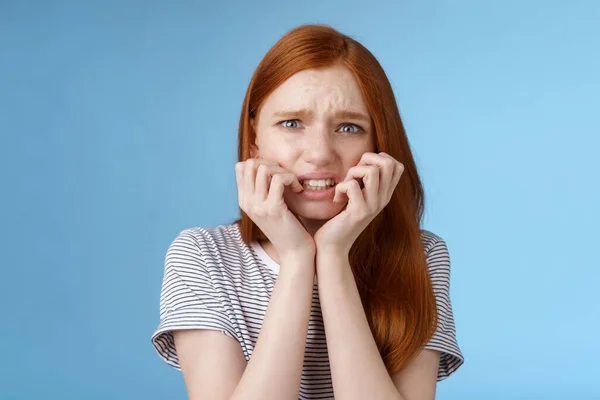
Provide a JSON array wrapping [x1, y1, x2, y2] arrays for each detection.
[[300, 178, 337, 191]]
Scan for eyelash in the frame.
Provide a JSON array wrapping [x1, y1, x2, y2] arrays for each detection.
[[279, 119, 364, 133]]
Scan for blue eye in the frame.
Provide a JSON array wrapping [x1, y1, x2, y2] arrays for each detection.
[[280, 120, 300, 129], [338, 123, 362, 133]]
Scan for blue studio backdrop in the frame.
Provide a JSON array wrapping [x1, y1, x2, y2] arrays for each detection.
[[1, 1, 599, 399]]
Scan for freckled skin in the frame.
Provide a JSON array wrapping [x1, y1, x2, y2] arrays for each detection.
[[253, 65, 376, 233]]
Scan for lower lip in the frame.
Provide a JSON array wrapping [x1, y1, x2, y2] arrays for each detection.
[[298, 185, 336, 200]]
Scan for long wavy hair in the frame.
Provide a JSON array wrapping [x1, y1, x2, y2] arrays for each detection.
[[234, 24, 437, 374]]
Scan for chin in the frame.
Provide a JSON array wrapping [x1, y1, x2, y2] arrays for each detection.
[[289, 201, 344, 221]]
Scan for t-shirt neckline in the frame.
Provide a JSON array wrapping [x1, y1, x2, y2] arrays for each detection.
[[250, 240, 280, 275]]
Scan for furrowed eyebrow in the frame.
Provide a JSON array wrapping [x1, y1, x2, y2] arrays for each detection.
[[273, 108, 370, 123], [334, 110, 371, 123], [273, 108, 313, 119]]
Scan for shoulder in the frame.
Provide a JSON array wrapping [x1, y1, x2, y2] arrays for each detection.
[[166, 223, 248, 270], [170, 223, 244, 253], [420, 229, 446, 254], [419, 229, 452, 279], [420, 230, 450, 261]]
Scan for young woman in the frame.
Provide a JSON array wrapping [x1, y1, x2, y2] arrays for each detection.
[[152, 24, 464, 400]]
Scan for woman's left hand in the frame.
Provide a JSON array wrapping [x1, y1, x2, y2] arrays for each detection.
[[314, 152, 405, 256]]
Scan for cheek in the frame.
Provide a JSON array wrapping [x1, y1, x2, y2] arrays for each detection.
[[345, 136, 376, 166], [344, 151, 366, 169], [257, 132, 299, 164], [350, 153, 363, 165]]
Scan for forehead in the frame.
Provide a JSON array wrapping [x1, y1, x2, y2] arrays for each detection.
[[261, 65, 369, 114]]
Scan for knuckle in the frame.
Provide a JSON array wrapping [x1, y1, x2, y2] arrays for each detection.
[[258, 164, 269, 175]]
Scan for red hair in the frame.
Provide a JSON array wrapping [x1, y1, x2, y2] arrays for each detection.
[[235, 24, 437, 374]]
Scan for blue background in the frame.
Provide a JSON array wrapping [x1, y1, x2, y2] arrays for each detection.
[[1, 1, 599, 399]]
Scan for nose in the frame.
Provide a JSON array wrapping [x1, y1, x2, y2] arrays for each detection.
[[302, 127, 336, 166]]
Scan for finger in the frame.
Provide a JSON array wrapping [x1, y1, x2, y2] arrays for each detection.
[[377, 152, 402, 181], [377, 153, 405, 199], [255, 164, 270, 200], [243, 159, 259, 194], [235, 162, 244, 189], [244, 158, 277, 194], [358, 152, 394, 178], [343, 165, 379, 199], [267, 173, 302, 204], [334, 179, 366, 209], [270, 169, 303, 193], [235, 162, 245, 204], [332, 183, 347, 203], [390, 162, 405, 192], [357, 152, 395, 191], [256, 165, 301, 198]]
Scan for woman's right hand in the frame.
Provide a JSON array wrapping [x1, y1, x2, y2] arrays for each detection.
[[235, 158, 315, 259]]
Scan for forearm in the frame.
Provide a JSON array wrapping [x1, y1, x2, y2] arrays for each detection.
[[316, 252, 403, 400], [231, 252, 315, 400]]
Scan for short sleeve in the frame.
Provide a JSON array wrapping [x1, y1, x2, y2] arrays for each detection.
[[151, 230, 238, 370], [423, 237, 464, 381]]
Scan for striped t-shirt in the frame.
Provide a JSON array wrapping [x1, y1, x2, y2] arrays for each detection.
[[152, 223, 464, 399]]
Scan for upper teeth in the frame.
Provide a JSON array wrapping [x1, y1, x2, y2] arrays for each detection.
[[302, 179, 335, 187]]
